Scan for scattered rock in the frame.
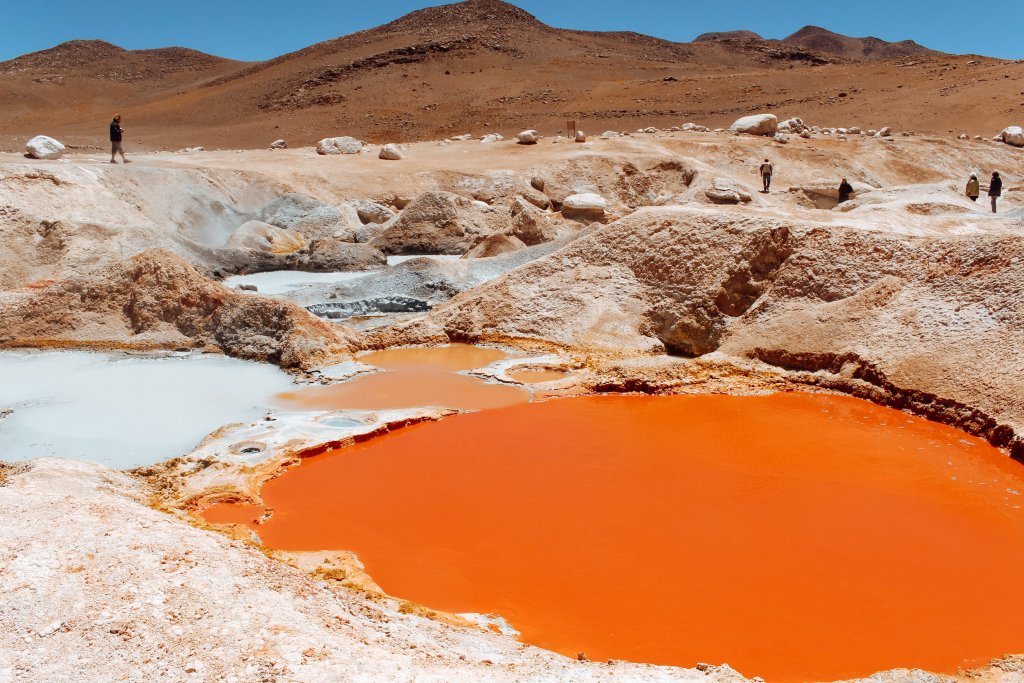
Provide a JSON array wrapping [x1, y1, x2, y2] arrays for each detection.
[[681, 123, 710, 132], [269, 139, 287, 149], [773, 133, 789, 143], [178, 147, 205, 153], [705, 178, 753, 204], [999, 126, 1024, 147], [575, 130, 587, 143], [875, 127, 893, 137], [516, 130, 539, 145], [562, 193, 608, 221], [25, 135, 65, 160], [777, 117, 808, 134], [316, 136, 363, 155], [379, 144, 404, 160], [729, 114, 778, 136], [353, 200, 396, 225], [480, 133, 504, 144]]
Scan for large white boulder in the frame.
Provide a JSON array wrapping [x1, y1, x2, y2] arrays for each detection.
[[25, 135, 65, 160], [316, 136, 363, 155], [729, 114, 778, 136], [379, 144, 404, 160], [562, 193, 608, 211], [875, 127, 893, 138], [681, 123, 710, 132], [574, 130, 587, 143], [516, 130, 539, 145], [999, 126, 1024, 147]]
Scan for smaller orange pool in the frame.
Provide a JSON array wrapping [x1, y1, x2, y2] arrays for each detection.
[[276, 344, 529, 411]]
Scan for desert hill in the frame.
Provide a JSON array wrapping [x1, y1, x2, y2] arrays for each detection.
[[0, 0, 1021, 150]]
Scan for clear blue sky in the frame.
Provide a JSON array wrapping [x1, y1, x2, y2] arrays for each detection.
[[1, 0, 1020, 62]]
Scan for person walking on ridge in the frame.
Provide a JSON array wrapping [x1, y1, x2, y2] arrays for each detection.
[[759, 158, 773, 193], [988, 171, 1002, 213], [109, 114, 130, 164], [966, 173, 980, 202], [837, 178, 854, 204]]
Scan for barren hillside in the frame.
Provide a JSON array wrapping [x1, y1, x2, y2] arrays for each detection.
[[0, 0, 1021, 154]]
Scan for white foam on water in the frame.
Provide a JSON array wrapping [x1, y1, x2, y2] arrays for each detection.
[[386, 255, 462, 266], [0, 351, 296, 469], [224, 270, 374, 295]]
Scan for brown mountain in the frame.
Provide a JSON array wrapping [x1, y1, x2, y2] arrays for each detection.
[[781, 26, 940, 61], [0, 0, 1020, 151]]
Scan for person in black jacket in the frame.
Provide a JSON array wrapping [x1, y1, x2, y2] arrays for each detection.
[[988, 171, 1003, 213], [109, 114, 129, 164], [837, 178, 854, 204]]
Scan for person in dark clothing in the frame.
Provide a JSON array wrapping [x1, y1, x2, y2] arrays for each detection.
[[759, 158, 773, 193], [837, 178, 854, 204], [109, 114, 129, 164], [989, 171, 1002, 213]]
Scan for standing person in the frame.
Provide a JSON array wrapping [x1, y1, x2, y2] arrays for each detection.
[[988, 171, 1002, 213], [109, 114, 130, 164], [837, 178, 854, 204], [966, 173, 980, 202], [759, 158, 773, 193]]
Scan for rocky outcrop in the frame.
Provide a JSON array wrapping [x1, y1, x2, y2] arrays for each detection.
[[778, 117, 809, 134], [316, 136, 363, 155], [25, 135, 65, 160], [562, 193, 608, 221], [730, 114, 778, 136], [705, 178, 753, 204], [260, 194, 362, 241], [462, 233, 527, 258], [369, 191, 501, 255], [0, 250, 357, 369], [302, 239, 387, 271], [352, 200, 396, 225]]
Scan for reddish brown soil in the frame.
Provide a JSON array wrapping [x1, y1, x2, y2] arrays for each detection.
[[2, 0, 1021, 151], [205, 393, 1024, 682]]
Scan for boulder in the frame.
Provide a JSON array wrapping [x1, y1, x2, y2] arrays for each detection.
[[601, 131, 621, 138], [773, 133, 789, 144], [575, 130, 587, 143], [509, 198, 557, 245], [681, 123, 709, 132], [462, 233, 527, 259], [370, 191, 499, 255], [379, 144, 404, 160], [875, 127, 893, 138], [25, 135, 65, 160], [225, 220, 306, 254], [178, 147, 205, 153], [729, 114, 778, 136], [480, 134, 504, 144], [799, 130, 812, 139], [704, 178, 753, 204], [261, 194, 361, 241], [999, 126, 1024, 147], [301, 239, 387, 272], [352, 200, 397, 225], [270, 139, 287, 149], [777, 117, 808, 134], [316, 136, 363, 155], [516, 130, 539, 145], [562, 193, 608, 221], [848, 127, 862, 135]]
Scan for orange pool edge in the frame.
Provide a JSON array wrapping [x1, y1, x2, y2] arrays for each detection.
[[203, 393, 1024, 682]]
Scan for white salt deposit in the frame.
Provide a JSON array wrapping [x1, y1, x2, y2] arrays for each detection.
[[224, 270, 373, 295], [0, 351, 296, 469]]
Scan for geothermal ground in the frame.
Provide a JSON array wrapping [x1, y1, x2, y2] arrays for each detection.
[[2, 101, 1024, 682]]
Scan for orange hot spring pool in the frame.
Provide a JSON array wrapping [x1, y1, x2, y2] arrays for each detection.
[[204, 393, 1024, 682]]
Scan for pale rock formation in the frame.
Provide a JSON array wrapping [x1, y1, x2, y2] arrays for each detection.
[[575, 130, 587, 143], [730, 114, 778, 136], [849, 127, 862, 135], [681, 123, 709, 132], [179, 147, 205, 153], [516, 130, 540, 144], [562, 193, 608, 221], [0, 250, 356, 369], [602, 131, 621, 138], [799, 130, 812, 139], [773, 133, 789, 143], [480, 133, 504, 143], [302, 238, 387, 271], [270, 139, 288, 149], [225, 220, 306, 254], [316, 136, 363, 155], [379, 144, 404, 160], [261, 195, 362, 242], [509, 197, 560, 245], [705, 178, 753, 204], [25, 135, 65, 160], [876, 127, 893, 137], [999, 126, 1024, 147], [352, 200, 397, 225]]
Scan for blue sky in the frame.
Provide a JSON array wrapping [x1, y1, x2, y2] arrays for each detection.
[[1, 0, 1020, 62]]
